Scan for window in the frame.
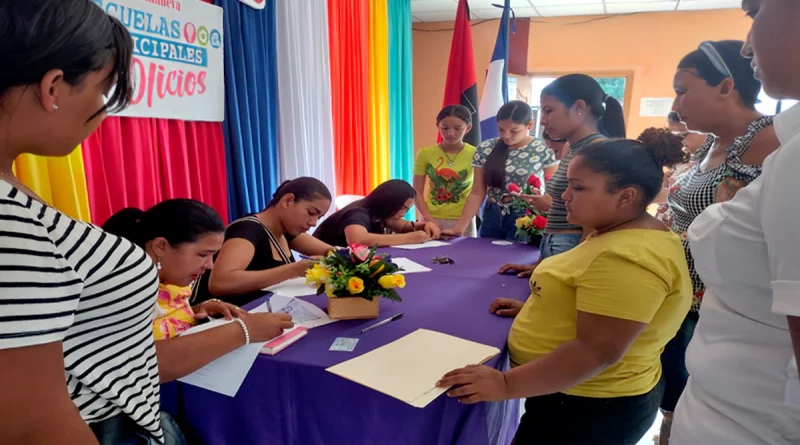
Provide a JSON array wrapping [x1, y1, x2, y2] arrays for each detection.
[[755, 89, 798, 115]]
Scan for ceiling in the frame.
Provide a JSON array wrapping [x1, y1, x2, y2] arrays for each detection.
[[411, 0, 742, 22]]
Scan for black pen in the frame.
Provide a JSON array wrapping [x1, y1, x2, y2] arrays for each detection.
[[360, 313, 404, 334]]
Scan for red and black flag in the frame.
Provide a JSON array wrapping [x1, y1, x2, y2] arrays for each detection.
[[440, 0, 481, 147]]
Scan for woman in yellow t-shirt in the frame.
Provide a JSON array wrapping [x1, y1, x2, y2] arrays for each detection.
[[413, 105, 478, 236], [438, 130, 692, 445]]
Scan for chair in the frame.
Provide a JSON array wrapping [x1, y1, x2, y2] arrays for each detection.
[[335, 194, 364, 211]]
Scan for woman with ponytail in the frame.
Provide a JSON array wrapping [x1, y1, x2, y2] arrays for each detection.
[[500, 74, 627, 277], [443, 100, 559, 241], [103, 199, 294, 384], [195, 177, 334, 306], [439, 130, 692, 445]]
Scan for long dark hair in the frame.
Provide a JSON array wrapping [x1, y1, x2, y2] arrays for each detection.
[[541, 74, 626, 139], [0, 0, 134, 116], [484, 100, 532, 189], [102, 199, 225, 248], [267, 177, 332, 208], [315, 180, 415, 237], [576, 129, 685, 207], [677, 40, 760, 109], [437, 105, 472, 125]]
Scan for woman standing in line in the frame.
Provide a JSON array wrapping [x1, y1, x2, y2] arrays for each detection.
[[671, 1, 800, 442], [443, 100, 559, 241], [413, 105, 478, 237], [657, 40, 780, 445]]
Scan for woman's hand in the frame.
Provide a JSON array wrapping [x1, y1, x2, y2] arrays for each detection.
[[512, 191, 552, 212], [441, 225, 465, 239], [244, 313, 295, 342], [403, 230, 430, 245], [498, 263, 535, 278], [193, 300, 247, 320], [437, 365, 511, 404], [422, 221, 442, 240], [291, 259, 316, 277], [489, 298, 524, 317]]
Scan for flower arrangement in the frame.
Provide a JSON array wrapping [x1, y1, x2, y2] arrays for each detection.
[[515, 212, 548, 240], [507, 174, 544, 215], [305, 244, 404, 302]]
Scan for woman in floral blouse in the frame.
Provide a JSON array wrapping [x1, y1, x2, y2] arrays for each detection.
[[444, 100, 558, 241], [657, 40, 781, 445]]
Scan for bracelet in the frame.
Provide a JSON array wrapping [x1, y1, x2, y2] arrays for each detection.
[[200, 298, 221, 307], [233, 318, 250, 345]]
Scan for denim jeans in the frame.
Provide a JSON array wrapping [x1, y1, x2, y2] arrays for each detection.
[[659, 313, 699, 412], [539, 232, 582, 260], [92, 412, 187, 445], [479, 202, 525, 241]]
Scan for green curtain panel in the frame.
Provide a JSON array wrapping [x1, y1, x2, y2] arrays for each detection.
[[387, 0, 414, 187]]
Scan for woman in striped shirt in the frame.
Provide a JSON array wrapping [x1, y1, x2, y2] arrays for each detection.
[[0, 1, 193, 444], [500, 74, 626, 277]]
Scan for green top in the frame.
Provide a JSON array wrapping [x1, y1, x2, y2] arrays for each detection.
[[413, 143, 477, 220]]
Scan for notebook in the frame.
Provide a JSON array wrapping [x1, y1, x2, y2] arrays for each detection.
[[260, 326, 308, 356], [326, 329, 500, 408]]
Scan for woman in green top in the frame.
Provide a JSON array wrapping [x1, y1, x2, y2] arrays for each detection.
[[444, 101, 559, 241], [413, 105, 478, 236]]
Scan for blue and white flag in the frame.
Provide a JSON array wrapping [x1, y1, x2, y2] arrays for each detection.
[[478, 0, 511, 140]]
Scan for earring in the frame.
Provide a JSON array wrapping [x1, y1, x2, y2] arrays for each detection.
[[52, 104, 59, 110], [156, 259, 162, 271], [578, 112, 582, 116]]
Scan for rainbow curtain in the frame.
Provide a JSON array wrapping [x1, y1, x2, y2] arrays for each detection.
[[13, 0, 414, 221]]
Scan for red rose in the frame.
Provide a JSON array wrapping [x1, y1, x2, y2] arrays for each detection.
[[527, 175, 542, 189], [507, 183, 521, 193], [532, 215, 547, 229]]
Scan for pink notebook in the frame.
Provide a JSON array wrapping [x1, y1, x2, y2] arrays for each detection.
[[260, 326, 308, 356]]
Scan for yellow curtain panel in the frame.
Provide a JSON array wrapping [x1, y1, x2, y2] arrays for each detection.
[[368, 0, 391, 190], [13, 148, 92, 222]]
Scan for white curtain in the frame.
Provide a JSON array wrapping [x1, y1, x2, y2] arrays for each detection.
[[276, 0, 337, 208]]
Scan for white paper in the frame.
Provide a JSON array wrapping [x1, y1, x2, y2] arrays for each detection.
[[178, 320, 267, 397], [264, 277, 318, 298], [251, 296, 336, 329], [639, 97, 674, 117], [393, 240, 449, 250], [391, 257, 432, 274]]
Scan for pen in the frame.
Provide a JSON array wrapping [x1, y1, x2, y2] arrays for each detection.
[[360, 313, 403, 334], [266, 296, 272, 313]]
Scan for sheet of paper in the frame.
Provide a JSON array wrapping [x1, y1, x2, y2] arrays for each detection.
[[252, 295, 336, 329], [264, 277, 318, 298], [326, 329, 500, 408], [393, 240, 450, 250], [391, 257, 432, 274], [178, 320, 266, 397]]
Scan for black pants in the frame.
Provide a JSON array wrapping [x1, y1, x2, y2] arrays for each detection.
[[513, 378, 664, 445]]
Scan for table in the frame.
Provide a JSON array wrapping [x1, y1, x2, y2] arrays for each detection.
[[162, 238, 540, 445]]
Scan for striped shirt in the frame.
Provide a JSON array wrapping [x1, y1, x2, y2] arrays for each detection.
[[0, 181, 163, 442], [545, 134, 607, 231]]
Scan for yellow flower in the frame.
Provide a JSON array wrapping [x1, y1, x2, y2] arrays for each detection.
[[392, 274, 406, 289], [305, 264, 330, 284], [378, 275, 396, 289], [515, 216, 531, 230], [346, 277, 365, 294], [325, 284, 337, 298]]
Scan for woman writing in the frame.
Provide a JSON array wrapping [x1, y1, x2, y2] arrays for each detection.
[[0, 1, 172, 443], [499, 74, 627, 277], [672, 2, 800, 442], [413, 105, 477, 236], [438, 131, 692, 445], [443, 100, 559, 241], [314, 179, 438, 247], [658, 40, 779, 444], [103, 199, 294, 382], [196, 177, 334, 307]]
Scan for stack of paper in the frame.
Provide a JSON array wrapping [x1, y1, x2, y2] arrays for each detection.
[[326, 329, 500, 408], [394, 240, 449, 250]]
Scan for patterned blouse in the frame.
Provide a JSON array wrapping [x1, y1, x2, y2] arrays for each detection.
[[472, 137, 558, 215], [667, 116, 774, 314]]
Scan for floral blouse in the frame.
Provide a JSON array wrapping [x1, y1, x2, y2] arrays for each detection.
[[667, 116, 774, 314]]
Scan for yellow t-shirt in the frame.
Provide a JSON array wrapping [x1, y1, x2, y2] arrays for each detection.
[[508, 229, 692, 398], [413, 143, 477, 220]]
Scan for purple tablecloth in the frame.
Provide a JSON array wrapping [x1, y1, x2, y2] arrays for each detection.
[[162, 238, 539, 445]]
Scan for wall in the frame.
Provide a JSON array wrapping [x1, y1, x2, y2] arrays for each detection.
[[412, 9, 751, 150]]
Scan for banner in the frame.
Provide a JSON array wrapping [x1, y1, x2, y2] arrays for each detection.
[[92, 0, 225, 122]]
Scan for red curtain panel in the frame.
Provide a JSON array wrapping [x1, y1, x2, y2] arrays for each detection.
[[82, 117, 229, 225], [328, 0, 371, 196]]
